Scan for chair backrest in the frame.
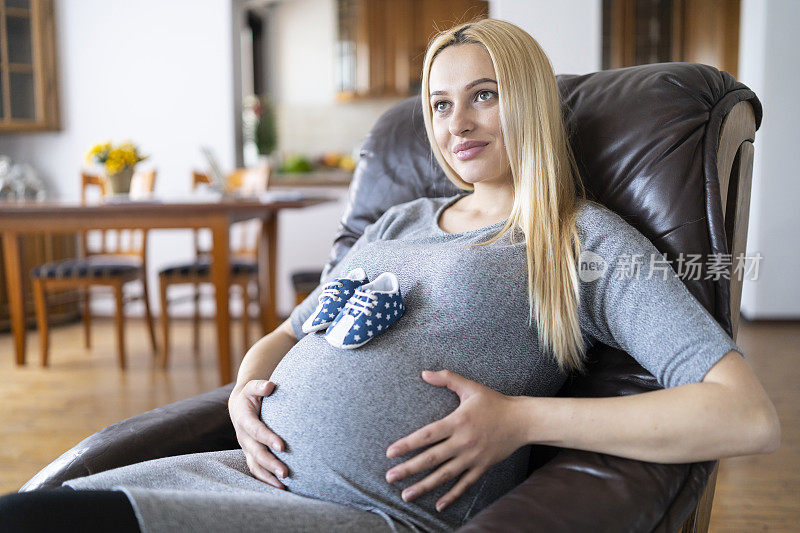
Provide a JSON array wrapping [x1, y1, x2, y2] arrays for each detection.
[[80, 170, 157, 260], [328, 64, 761, 338], [129, 168, 157, 199], [192, 166, 271, 260], [322, 63, 761, 532], [226, 167, 271, 196]]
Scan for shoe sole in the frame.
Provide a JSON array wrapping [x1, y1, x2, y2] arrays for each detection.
[[324, 313, 375, 349], [325, 336, 373, 349], [302, 305, 339, 333], [302, 320, 333, 334]]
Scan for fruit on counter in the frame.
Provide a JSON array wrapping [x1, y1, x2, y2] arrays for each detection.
[[278, 152, 358, 173], [321, 152, 342, 167], [280, 155, 313, 173], [338, 155, 357, 171]]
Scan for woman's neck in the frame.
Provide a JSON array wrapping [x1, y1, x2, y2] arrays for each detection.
[[458, 180, 514, 220]]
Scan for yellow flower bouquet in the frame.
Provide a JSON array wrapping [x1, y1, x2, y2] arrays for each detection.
[[86, 141, 148, 195], [86, 141, 147, 174]]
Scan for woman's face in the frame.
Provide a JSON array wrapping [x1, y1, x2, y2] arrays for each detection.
[[428, 43, 511, 187]]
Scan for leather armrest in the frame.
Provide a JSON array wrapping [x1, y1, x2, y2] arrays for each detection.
[[456, 347, 715, 532], [20, 383, 238, 492], [456, 448, 714, 532]]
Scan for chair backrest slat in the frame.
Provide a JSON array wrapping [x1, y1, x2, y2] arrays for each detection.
[[80, 170, 157, 260], [192, 166, 271, 260]]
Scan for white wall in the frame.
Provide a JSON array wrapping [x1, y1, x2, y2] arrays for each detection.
[[0, 0, 236, 199], [490, 0, 602, 74], [739, 0, 800, 319], [0, 0, 239, 319], [272, 0, 336, 105]]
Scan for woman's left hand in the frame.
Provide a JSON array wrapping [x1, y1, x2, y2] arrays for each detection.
[[385, 369, 528, 512]]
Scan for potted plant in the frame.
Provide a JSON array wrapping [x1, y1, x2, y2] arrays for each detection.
[[86, 141, 148, 195], [254, 96, 277, 164]]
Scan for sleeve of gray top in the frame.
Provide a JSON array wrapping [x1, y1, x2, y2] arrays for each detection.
[[288, 206, 399, 341], [578, 208, 744, 389]]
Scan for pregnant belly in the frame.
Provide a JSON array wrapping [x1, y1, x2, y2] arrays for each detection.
[[259, 332, 464, 525]]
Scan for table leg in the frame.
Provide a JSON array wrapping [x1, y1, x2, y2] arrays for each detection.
[[2, 231, 26, 365], [258, 212, 278, 334], [210, 219, 232, 385]]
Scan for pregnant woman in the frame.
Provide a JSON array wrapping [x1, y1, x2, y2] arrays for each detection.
[[1, 18, 780, 533]]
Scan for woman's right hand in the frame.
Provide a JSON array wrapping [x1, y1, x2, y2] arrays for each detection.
[[229, 379, 288, 489]]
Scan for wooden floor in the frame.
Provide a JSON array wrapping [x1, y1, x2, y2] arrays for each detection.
[[0, 318, 797, 531]]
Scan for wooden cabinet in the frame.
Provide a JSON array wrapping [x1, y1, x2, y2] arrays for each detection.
[[603, 0, 740, 78], [337, 0, 489, 99], [0, 0, 59, 132]]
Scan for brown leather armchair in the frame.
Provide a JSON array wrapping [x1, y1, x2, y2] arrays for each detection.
[[20, 62, 759, 533]]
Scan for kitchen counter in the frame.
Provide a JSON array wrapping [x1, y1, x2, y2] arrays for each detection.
[[271, 169, 352, 188]]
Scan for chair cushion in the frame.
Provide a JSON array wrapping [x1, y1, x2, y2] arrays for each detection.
[[159, 260, 257, 277], [31, 256, 142, 279]]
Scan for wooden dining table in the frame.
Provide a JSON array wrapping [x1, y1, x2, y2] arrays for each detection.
[[0, 194, 333, 385]]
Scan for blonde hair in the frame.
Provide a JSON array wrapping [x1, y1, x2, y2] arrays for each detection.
[[421, 19, 588, 374]]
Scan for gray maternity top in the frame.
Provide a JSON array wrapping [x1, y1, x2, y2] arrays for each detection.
[[64, 192, 742, 533]]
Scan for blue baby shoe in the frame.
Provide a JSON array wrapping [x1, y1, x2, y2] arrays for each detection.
[[302, 268, 369, 334], [325, 272, 404, 349]]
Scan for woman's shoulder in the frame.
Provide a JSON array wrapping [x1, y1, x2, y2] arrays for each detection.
[[574, 199, 657, 253], [575, 199, 628, 228]]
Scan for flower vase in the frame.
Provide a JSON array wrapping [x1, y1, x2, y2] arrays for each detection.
[[106, 167, 135, 196]]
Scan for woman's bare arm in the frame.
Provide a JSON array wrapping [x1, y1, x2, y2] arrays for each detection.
[[228, 318, 298, 488], [520, 350, 781, 462], [231, 318, 297, 395]]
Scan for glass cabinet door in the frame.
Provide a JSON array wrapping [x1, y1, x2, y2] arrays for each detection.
[[0, 0, 58, 130]]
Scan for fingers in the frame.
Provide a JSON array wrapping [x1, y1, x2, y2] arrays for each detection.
[[230, 379, 288, 485], [387, 419, 450, 459], [232, 381, 284, 451], [386, 439, 455, 484], [421, 369, 471, 397], [241, 412, 284, 450], [245, 452, 287, 490], [435, 467, 484, 512], [243, 379, 276, 400], [242, 435, 289, 476], [399, 457, 466, 503]]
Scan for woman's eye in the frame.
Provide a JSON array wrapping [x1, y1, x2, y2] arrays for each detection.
[[476, 90, 495, 102], [433, 101, 450, 112]]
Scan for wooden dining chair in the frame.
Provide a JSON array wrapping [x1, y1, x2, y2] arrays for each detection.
[[157, 166, 271, 367], [31, 170, 159, 368]]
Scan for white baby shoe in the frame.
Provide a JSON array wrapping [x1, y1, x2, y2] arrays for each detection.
[[324, 272, 405, 349], [302, 268, 370, 334]]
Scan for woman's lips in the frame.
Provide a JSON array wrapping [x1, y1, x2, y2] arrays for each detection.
[[454, 142, 489, 161]]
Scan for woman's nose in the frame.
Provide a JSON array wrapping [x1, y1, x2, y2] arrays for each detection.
[[448, 103, 475, 136]]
